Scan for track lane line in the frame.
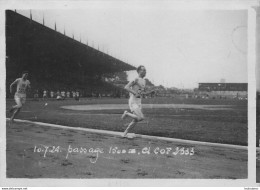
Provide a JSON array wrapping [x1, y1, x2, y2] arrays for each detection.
[[6, 118, 247, 150]]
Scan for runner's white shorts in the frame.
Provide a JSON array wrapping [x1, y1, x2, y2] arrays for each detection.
[[14, 93, 26, 107], [129, 96, 142, 112]]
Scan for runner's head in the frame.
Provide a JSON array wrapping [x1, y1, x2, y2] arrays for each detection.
[[21, 71, 29, 79], [137, 65, 146, 78]]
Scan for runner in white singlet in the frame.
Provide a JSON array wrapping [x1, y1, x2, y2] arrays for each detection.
[[9, 71, 31, 122], [121, 66, 155, 138]]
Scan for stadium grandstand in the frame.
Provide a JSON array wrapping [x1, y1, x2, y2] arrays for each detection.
[[197, 83, 248, 99], [6, 10, 136, 98]]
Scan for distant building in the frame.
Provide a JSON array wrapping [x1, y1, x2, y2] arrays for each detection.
[[198, 83, 247, 99]]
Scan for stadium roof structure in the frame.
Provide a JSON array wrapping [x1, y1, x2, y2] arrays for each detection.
[[6, 10, 136, 80]]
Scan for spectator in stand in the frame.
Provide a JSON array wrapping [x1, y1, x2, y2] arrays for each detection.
[[56, 90, 62, 100], [43, 89, 48, 100], [61, 90, 66, 100], [72, 91, 76, 99], [67, 91, 70, 98], [75, 90, 80, 101], [50, 90, 54, 99], [34, 90, 39, 101]]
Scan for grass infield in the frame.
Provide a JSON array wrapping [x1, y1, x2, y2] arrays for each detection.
[[6, 97, 247, 146]]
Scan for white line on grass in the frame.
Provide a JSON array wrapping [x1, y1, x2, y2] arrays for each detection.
[[6, 118, 247, 150]]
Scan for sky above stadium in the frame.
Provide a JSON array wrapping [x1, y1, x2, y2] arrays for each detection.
[[17, 5, 247, 89]]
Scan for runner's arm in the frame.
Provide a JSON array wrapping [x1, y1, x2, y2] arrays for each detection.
[[9, 79, 18, 94], [124, 79, 138, 95], [142, 89, 156, 95]]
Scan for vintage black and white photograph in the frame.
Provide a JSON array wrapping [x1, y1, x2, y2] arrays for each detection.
[[2, 1, 254, 183]]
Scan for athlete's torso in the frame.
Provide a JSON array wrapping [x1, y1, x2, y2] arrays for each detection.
[[130, 77, 146, 100], [16, 78, 30, 95]]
